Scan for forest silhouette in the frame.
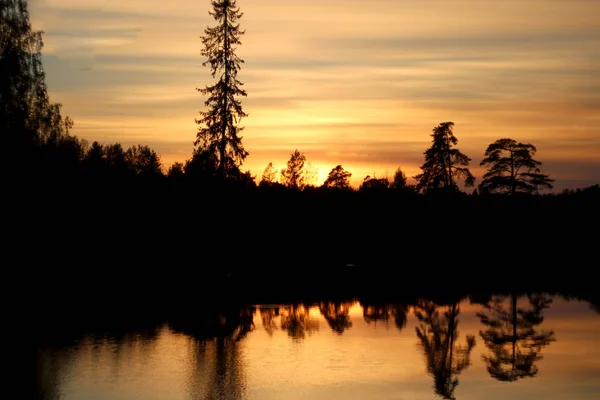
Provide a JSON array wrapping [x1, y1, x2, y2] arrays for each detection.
[[3, 0, 599, 302]]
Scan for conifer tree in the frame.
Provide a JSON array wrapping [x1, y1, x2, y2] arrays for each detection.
[[479, 138, 554, 195], [414, 122, 475, 193], [195, 0, 248, 177]]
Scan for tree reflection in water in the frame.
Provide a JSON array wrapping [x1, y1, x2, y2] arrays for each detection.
[[414, 300, 476, 400], [279, 303, 319, 340], [477, 293, 555, 382], [359, 300, 410, 332], [259, 306, 280, 336], [171, 305, 254, 400], [319, 301, 354, 334]]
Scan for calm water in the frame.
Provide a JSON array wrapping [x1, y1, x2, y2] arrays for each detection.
[[36, 294, 600, 400]]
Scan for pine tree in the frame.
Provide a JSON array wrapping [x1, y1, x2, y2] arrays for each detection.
[[479, 138, 554, 195], [195, 0, 248, 178], [414, 122, 475, 193]]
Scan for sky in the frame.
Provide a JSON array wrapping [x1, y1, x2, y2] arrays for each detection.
[[29, 0, 600, 190]]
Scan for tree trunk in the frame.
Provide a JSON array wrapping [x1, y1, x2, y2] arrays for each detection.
[[219, 4, 229, 177]]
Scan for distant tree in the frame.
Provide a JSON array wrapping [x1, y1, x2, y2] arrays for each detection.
[[280, 149, 306, 189], [359, 174, 389, 191], [304, 161, 318, 187], [414, 122, 475, 193], [259, 162, 278, 186], [167, 162, 185, 179], [125, 144, 163, 177], [195, 0, 248, 177], [323, 165, 352, 189], [104, 143, 124, 167], [104, 143, 133, 178], [390, 167, 408, 190], [42, 131, 86, 176], [82, 141, 106, 177], [479, 138, 554, 195]]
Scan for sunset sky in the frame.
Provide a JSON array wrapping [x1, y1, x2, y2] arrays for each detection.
[[29, 0, 600, 190]]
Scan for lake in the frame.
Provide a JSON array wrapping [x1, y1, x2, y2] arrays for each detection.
[[35, 293, 600, 400]]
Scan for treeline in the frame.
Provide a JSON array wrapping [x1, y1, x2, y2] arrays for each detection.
[[4, 121, 599, 209]]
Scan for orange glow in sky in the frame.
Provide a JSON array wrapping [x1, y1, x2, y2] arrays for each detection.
[[30, 0, 600, 190]]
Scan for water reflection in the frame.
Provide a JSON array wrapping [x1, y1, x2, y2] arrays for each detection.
[[319, 301, 353, 334], [36, 348, 64, 400], [476, 293, 556, 382], [187, 337, 246, 400], [259, 306, 280, 336], [33, 294, 600, 400], [414, 300, 476, 400], [35, 321, 163, 400], [359, 300, 410, 332], [171, 305, 255, 400], [279, 303, 319, 340]]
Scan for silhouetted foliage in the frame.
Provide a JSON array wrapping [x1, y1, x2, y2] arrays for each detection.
[[81, 141, 106, 176], [104, 143, 134, 179], [359, 174, 389, 192], [184, 147, 219, 180], [280, 149, 307, 189], [1, 0, 47, 147], [390, 167, 408, 190], [415, 300, 476, 400], [414, 122, 475, 194], [167, 161, 185, 179], [1, 0, 74, 177], [195, 0, 248, 177], [477, 293, 555, 382], [259, 162, 278, 187], [479, 138, 554, 195], [125, 144, 163, 178], [323, 165, 352, 190], [304, 161, 319, 188]]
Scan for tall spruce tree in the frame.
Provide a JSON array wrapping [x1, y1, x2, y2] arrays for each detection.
[[195, 0, 248, 177]]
